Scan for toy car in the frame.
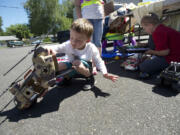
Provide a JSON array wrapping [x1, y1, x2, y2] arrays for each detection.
[[159, 61, 180, 92]]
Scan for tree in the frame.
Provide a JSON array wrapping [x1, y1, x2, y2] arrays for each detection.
[[5, 24, 32, 40], [24, 0, 74, 36], [58, 0, 74, 31], [60, 0, 74, 19], [0, 16, 4, 35], [24, 0, 62, 36]]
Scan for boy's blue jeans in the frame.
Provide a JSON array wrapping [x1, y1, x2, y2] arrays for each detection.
[[139, 56, 169, 75], [88, 19, 103, 48]]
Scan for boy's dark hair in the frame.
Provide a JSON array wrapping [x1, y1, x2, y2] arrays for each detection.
[[141, 12, 160, 25], [71, 18, 93, 39]]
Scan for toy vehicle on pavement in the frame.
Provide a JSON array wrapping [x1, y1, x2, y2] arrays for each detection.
[[7, 47, 73, 110], [159, 61, 180, 92]]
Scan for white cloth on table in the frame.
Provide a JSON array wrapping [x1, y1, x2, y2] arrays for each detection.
[[133, 0, 163, 24]]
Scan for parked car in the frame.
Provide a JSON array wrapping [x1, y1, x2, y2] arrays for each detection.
[[7, 41, 24, 47], [31, 40, 42, 46]]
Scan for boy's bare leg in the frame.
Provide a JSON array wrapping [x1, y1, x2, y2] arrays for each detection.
[[72, 60, 91, 77], [58, 62, 68, 71], [72, 60, 95, 90]]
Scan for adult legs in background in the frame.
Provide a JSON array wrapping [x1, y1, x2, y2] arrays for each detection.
[[88, 19, 104, 74]]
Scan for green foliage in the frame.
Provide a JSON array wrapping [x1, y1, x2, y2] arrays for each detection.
[[24, 0, 62, 36], [23, 39, 31, 45], [24, 0, 74, 36], [5, 24, 32, 40], [0, 17, 2, 30], [60, 0, 74, 18], [0, 16, 4, 36], [58, 15, 73, 31], [43, 37, 51, 42], [58, 0, 74, 31]]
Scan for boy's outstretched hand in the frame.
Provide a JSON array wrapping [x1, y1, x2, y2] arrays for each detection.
[[103, 73, 118, 82]]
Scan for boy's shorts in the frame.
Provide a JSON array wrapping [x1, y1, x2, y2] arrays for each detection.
[[62, 59, 92, 77]]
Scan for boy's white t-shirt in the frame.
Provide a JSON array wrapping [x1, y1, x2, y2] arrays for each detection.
[[81, 4, 104, 19], [46, 40, 107, 74]]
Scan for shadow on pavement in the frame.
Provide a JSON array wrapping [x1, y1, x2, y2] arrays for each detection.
[[91, 87, 110, 98], [152, 85, 179, 97], [104, 58, 179, 97], [0, 79, 110, 124], [104, 59, 154, 84]]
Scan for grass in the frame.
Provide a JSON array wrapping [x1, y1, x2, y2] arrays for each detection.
[[0, 46, 7, 49]]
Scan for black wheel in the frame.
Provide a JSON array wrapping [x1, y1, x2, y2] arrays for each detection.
[[161, 78, 171, 86], [172, 83, 180, 93], [160, 78, 165, 85]]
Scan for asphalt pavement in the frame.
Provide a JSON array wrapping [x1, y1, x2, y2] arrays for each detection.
[[0, 46, 180, 135]]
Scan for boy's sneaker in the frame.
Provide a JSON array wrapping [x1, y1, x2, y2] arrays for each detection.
[[83, 75, 95, 90], [139, 72, 150, 79]]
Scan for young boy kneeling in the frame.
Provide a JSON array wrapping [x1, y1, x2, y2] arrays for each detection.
[[139, 13, 180, 78], [45, 18, 118, 90]]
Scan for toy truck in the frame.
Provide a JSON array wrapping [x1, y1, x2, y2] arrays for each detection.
[[159, 61, 180, 92]]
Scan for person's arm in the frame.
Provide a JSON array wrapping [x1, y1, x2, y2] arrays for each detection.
[[103, 73, 118, 82], [44, 45, 57, 55], [92, 47, 118, 82], [44, 42, 67, 55], [145, 49, 170, 56], [74, 0, 82, 18]]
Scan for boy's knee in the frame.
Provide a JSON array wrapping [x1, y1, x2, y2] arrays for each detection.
[[58, 62, 68, 71], [139, 63, 145, 72], [72, 59, 81, 66], [139, 61, 150, 73]]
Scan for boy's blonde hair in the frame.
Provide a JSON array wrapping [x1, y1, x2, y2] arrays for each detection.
[[71, 18, 93, 39], [141, 13, 160, 25]]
